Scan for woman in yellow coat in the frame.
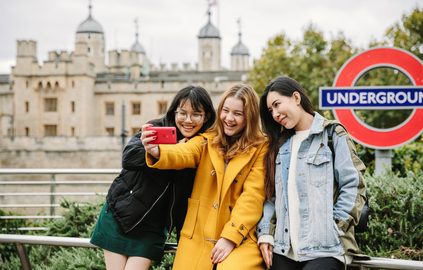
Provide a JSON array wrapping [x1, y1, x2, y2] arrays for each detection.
[[142, 83, 267, 270]]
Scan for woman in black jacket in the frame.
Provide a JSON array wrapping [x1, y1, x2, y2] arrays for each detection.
[[90, 86, 216, 270]]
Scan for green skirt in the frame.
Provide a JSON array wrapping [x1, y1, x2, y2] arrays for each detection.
[[90, 203, 167, 262]]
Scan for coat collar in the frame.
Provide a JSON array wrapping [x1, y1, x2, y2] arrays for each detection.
[[309, 112, 325, 135], [204, 132, 259, 202]]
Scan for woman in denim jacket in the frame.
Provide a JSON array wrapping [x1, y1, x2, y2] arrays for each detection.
[[256, 76, 367, 270]]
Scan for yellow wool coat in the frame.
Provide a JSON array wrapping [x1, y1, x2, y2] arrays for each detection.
[[147, 132, 267, 270]]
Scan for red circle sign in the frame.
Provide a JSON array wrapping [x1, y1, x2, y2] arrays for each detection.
[[333, 47, 423, 149]]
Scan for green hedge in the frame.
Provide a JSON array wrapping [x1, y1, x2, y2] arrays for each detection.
[[1, 172, 422, 269], [358, 173, 422, 260]]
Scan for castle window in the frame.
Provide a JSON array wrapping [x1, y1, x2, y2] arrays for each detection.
[[132, 102, 141, 115], [72, 81, 75, 88], [44, 125, 57, 136], [71, 127, 75, 136], [105, 102, 115, 116], [25, 127, 29, 136], [26, 81, 29, 88], [54, 81, 59, 88], [38, 81, 43, 88], [71, 101, 75, 113], [105, 127, 115, 136], [88, 47, 91, 53], [25, 101, 29, 113], [44, 98, 58, 112], [46, 82, 52, 89], [158, 101, 168, 115]]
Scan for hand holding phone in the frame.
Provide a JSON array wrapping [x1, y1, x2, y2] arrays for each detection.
[[146, 126, 177, 144]]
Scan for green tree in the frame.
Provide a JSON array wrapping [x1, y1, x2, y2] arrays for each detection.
[[248, 33, 292, 94], [384, 7, 423, 59]]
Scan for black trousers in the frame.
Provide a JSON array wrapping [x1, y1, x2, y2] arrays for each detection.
[[271, 253, 344, 270]]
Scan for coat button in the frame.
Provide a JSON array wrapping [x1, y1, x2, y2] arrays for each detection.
[[285, 228, 288, 232], [240, 224, 245, 230], [213, 202, 219, 209], [130, 190, 133, 194], [210, 170, 216, 176]]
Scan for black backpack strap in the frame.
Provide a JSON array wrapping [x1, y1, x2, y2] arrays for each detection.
[[326, 123, 338, 162], [327, 122, 369, 233]]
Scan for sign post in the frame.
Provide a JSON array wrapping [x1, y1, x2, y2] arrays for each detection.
[[320, 47, 423, 175]]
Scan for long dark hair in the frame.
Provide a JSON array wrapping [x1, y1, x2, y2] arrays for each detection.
[[163, 85, 216, 139], [259, 76, 314, 199]]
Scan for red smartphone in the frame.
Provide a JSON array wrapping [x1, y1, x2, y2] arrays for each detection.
[[147, 126, 177, 144]]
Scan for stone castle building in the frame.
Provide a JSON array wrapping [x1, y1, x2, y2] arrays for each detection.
[[0, 4, 251, 168]]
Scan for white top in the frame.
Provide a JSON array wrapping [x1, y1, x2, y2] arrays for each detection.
[[287, 129, 310, 261]]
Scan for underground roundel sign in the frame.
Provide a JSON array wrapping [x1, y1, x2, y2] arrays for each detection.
[[319, 47, 423, 149]]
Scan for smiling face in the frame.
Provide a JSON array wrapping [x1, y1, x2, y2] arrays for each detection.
[[175, 99, 205, 138], [266, 90, 303, 130], [220, 96, 246, 137]]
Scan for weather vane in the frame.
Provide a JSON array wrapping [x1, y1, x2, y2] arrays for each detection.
[[134, 18, 139, 40]]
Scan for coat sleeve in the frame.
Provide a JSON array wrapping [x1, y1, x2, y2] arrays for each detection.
[[333, 126, 367, 232], [220, 142, 268, 246], [146, 135, 205, 169], [121, 133, 146, 170]]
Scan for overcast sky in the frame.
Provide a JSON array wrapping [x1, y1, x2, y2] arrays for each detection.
[[0, 0, 421, 73]]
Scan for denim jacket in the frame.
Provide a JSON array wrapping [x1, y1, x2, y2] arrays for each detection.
[[257, 112, 367, 260]]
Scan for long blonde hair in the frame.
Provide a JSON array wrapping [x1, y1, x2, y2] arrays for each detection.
[[211, 83, 265, 160]]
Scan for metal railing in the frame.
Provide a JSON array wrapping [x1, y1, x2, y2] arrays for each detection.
[[0, 234, 422, 270], [0, 234, 176, 270], [0, 168, 119, 216]]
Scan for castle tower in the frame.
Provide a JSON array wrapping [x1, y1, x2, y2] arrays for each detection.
[[75, 0, 105, 73], [15, 40, 38, 71], [230, 19, 250, 71], [130, 18, 148, 78], [197, 5, 221, 71]]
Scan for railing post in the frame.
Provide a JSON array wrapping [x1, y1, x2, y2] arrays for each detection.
[[16, 243, 32, 270], [50, 173, 56, 216]]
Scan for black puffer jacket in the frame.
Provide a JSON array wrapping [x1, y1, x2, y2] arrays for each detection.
[[106, 117, 195, 234]]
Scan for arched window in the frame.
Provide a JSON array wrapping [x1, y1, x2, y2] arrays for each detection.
[[54, 81, 59, 88], [38, 81, 43, 88], [46, 82, 52, 89]]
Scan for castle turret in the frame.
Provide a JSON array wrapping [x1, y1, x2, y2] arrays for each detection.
[[130, 18, 148, 78], [230, 19, 250, 71], [198, 6, 221, 71], [15, 40, 38, 69], [74, 1, 105, 73]]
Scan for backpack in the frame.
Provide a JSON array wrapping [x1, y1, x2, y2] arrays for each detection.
[[327, 123, 370, 233]]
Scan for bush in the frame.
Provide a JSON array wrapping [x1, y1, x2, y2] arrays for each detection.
[[358, 172, 423, 260]]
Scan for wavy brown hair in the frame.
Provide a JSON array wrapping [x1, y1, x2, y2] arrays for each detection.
[[211, 83, 265, 160]]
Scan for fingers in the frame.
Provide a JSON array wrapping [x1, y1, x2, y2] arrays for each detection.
[[211, 238, 235, 264], [140, 124, 160, 158], [259, 243, 273, 269], [140, 124, 155, 141]]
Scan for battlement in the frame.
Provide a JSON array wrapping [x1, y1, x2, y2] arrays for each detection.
[[16, 40, 37, 59]]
